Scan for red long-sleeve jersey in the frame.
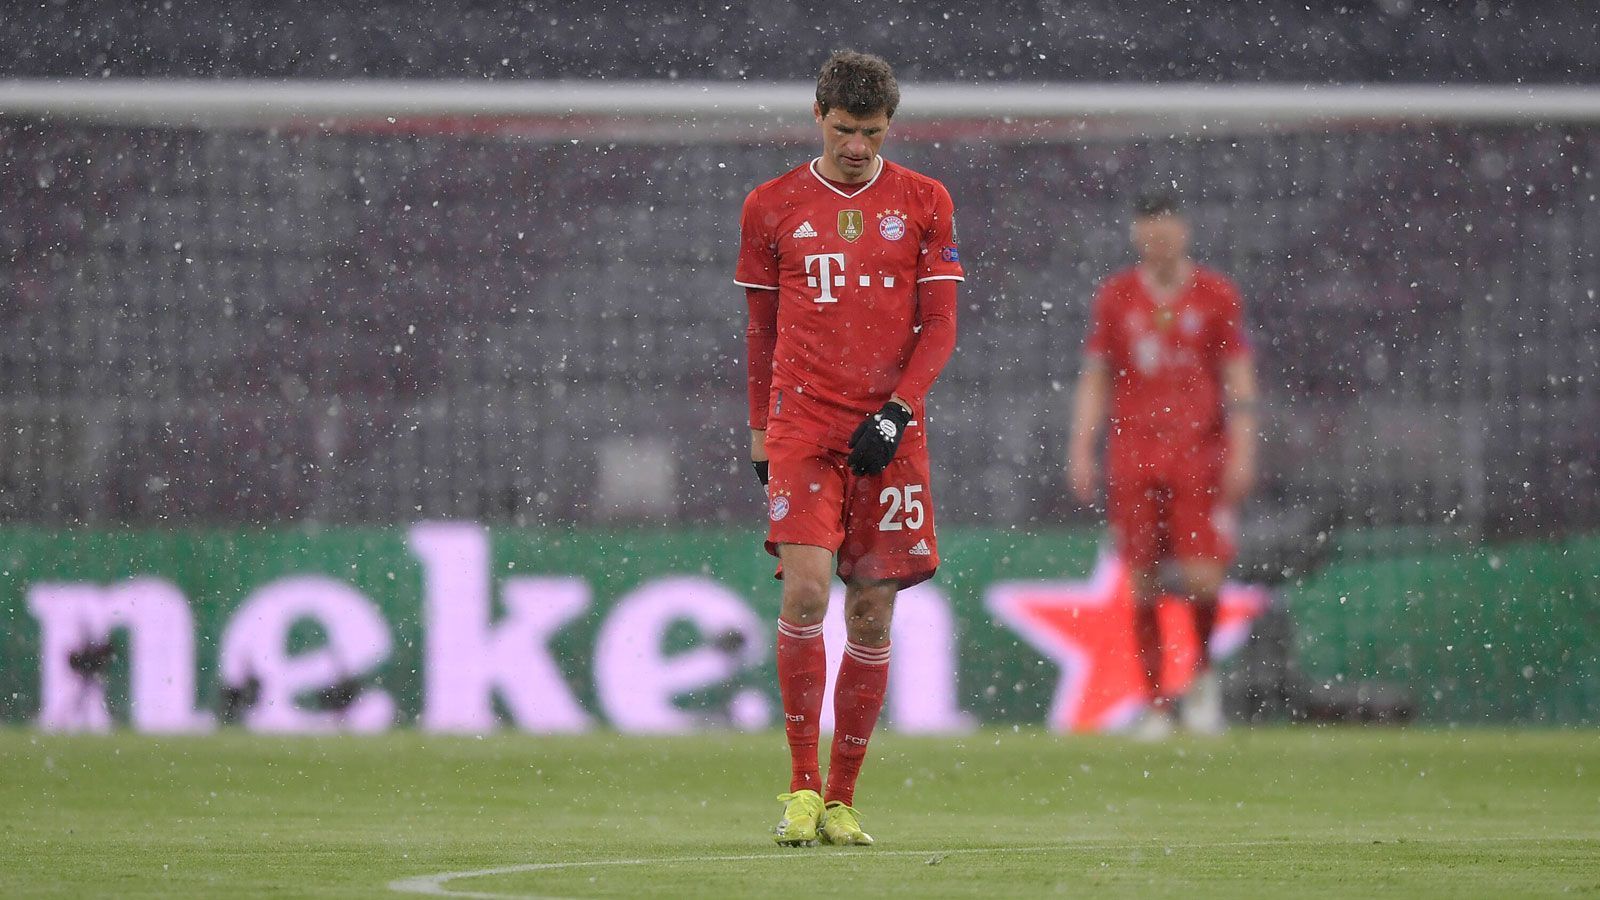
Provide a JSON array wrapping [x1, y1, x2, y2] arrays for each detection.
[[736, 157, 964, 452]]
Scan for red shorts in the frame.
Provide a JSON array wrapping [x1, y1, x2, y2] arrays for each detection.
[[764, 436, 939, 587], [1107, 457, 1236, 570]]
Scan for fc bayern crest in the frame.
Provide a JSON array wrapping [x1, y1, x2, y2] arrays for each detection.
[[768, 493, 791, 522], [879, 214, 906, 241]]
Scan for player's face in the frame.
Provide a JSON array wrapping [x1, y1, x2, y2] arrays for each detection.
[[814, 103, 890, 182], [1131, 212, 1190, 265]]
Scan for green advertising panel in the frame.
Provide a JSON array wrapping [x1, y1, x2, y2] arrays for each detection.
[[0, 524, 1595, 731], [1287, 531, 1600, 724]]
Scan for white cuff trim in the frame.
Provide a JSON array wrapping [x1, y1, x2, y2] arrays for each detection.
[[915, 275, 966, 284], [735, 279, 780, 291]]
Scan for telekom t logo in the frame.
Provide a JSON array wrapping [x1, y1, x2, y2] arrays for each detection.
[[803, 253, 898, 304], [805, 253, 846, 304]]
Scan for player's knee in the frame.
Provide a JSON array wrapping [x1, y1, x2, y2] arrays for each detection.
[[1128, 568, 1161, 605], [1180, 562, 1225, 598], [780, 577, 830, 624], [1186, 572, 1224, 599], [843, 591, 895, 644]]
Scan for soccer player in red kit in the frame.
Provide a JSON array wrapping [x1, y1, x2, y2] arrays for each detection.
[[736, 50, 963, 846], [1067, 188, 1259, 740]]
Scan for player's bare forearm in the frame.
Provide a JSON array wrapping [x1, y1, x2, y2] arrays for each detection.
[[1226, 409, 1258, 457], [1221, 357, 1259, 502], [750, 429, 767, 462], [1069, 361, 1110, 458], [1066, 361, 1109, 502], [891, 280, 958, 408], [1222, 357, 1259, 456]]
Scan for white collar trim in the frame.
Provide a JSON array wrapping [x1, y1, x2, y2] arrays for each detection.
[[809, 156, 884, 198]]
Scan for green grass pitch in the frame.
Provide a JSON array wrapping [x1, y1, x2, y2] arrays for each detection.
[[2, 728, 1595, 897]]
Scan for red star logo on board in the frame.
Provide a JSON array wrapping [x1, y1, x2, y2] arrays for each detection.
[[986, 551, 1269, 732]]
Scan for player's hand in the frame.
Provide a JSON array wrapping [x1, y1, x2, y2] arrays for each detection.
[[753, 460, 769, 486], [847, 402, 912, 476], [1068, 449, 1098, 503]]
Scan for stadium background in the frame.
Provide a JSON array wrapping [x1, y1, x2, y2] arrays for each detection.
[[0, 0, 1597, 731]]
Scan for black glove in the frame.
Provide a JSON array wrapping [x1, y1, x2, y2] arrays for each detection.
[[753, 460, 769, 486], [847, 401, 912, 476]]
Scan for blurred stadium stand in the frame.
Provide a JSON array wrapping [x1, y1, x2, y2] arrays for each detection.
[[1, 1, 1596, 533], [3, 0, 1598, 84], [0, 114, 1595, 533]]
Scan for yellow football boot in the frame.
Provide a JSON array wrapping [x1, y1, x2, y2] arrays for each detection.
[[819, 801, 875, 846], [772, 790, 824, 847]]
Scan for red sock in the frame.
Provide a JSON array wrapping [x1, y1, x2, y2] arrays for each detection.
[[825, 640, 890, 807], [776, 618, 827, 793], [1191, 595, 1219, 668], [1133, 603, 1167, 709]]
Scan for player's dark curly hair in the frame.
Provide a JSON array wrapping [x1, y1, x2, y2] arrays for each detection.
[[816, 50, 900, 120], [1133, 186, 1182, 217]]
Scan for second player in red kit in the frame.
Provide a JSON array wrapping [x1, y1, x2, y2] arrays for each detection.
[[736, 51, 963, 846], [1068, 187, 1259, 740]]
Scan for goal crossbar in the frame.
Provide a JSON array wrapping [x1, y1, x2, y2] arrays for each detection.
[[3, 79, 1599, 128]]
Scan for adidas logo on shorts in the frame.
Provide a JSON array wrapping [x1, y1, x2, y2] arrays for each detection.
[[792, 220, 818, 239], [909, 539, 931, 557]]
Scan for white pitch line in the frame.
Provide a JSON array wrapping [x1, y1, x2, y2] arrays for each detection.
[[388, 835, 1598, 900], [388, 846, 1084, 899]]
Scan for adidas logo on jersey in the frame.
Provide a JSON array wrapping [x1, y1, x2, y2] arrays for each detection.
[[909, 539, 932, 557], [792, 221, 818, 239]]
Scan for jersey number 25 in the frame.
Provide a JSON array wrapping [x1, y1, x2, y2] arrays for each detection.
[[878, 484, 925, 531]]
